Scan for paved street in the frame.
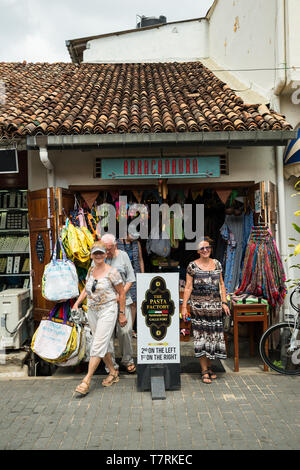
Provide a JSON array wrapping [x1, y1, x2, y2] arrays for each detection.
[[0, 368, 299, 451]]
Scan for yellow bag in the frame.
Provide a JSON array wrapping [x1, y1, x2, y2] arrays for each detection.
[[31, 324, 78, 364], [62, 219, 93, 268], [66, 219, 81, 256], [31, 306, 78, 364], [80, 226, 94, 249]]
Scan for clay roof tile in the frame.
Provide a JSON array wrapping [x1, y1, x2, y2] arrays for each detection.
[[0, 61, 293, 137]]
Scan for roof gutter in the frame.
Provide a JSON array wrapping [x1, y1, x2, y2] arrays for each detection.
[[27, 130, 296, 150]]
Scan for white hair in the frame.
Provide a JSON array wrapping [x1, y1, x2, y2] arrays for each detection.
[[101, 233, 116, 244]]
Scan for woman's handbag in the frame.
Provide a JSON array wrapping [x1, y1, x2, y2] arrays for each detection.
[[42, 237, 79, 301], [31, 302, 78, 362], [223, 313, 232, 333]]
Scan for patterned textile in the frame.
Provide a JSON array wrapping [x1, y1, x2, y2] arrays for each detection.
[[220, 224, 236, 292], [85, 267, 122, 309], [239, 211, 254, 284], [220, 215, 245, 292], [187, 259, 227, 360], [235, 227, 286, 308], [117, 239, 141, 302]]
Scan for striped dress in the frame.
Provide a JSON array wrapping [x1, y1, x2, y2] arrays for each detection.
[[187, 259, 227, 360]]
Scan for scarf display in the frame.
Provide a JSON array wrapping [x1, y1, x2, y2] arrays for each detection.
[[235, 226, 287, 308]]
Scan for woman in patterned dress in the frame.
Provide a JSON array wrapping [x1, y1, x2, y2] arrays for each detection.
[[182, 237, 230, 384]]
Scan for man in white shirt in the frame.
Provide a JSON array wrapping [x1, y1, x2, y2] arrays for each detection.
[[102, 233, 136, 373]]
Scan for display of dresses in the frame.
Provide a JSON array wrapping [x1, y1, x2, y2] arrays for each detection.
[[220, 211, 254, 293], [235, 226, 287, 308], [220, 214, 244, 292]]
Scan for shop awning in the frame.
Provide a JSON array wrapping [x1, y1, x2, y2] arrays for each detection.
[[27, 130, 297, 150], [284, 128, 300, 179]]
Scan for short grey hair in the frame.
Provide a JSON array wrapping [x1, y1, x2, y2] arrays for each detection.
[[101, 233, 116, 244]]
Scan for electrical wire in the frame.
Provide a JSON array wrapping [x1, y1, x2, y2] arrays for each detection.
[[3, 306, 32, 337], [209, 66, 300, 73]]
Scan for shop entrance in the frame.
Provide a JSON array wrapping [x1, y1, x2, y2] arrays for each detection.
[[28, 179, 277, 320], [27, 179, 279, 374]]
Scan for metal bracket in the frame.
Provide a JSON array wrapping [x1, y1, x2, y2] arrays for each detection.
[[150, 366, 166, 400]]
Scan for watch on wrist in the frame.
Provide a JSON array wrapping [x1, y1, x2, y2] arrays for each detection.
[[119, 311, 125, 314], [222, 301, 228, 306]]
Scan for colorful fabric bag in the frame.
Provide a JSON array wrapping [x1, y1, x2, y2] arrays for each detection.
[[31, 302, 77, 362], [56, 324, 86, 367], [62, 218, 93, 268]]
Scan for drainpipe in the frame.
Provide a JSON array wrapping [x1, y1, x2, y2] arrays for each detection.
[[274, 0, 289, 321], [39, 146, 55, 188]]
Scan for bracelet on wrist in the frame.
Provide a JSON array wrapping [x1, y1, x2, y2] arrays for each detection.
[[119, 311, 125, 314]]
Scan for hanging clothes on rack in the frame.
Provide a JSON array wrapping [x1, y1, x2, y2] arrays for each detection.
[[235, 226, 287, 309], [239, 210, 254, 284], [220, 214, 245, 292]]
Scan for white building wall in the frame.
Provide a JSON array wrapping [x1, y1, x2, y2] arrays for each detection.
[[286, 0, 300, 84], [56, 2, 299, 286], [83, 20, 208, 63], [208, 0, 277, 100], [28, 146, 276, 191], [281, 94, 300, 282], [207, 0, 300, 289]]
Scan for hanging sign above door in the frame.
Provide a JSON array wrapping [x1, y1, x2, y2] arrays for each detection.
[[101, 156, 220, 179]]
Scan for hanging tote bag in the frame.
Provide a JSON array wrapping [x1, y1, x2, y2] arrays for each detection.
[[56, 325, 86, 367], [31, 302, 77, 362], [56, 307, 87, 367], [146, 237, 171, 257], [61, 218, 92, 269], [42, 238, 79, 301]]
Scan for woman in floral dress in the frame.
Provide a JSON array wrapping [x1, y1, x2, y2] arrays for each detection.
[[182, 237, 231, 384]]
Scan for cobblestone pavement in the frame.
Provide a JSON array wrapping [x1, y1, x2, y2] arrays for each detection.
[[0, 370, 299, 451]]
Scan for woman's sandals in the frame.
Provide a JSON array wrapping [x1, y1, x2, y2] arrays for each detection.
[[75, 380, 90, 395], [201, 371, 212, 384], [102, 371, 119, 387], [207, 369, 217, 380], [201, 369, 217, 384]]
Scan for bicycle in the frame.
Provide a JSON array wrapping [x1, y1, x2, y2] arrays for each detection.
[[259, 284, 300, 375]]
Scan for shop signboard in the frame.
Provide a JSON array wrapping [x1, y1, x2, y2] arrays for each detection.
[[137, 273, 180, 365], [101, 156, 220, 179]]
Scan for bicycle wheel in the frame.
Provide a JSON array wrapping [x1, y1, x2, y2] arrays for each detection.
[[259, 322, 300, 375]]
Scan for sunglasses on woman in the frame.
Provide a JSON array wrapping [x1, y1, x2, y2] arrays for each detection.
[[199, 246, 212, 252], [91, 279, 98, 293]]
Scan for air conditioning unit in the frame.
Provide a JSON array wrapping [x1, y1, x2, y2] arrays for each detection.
[[0, 288, 31, 349]]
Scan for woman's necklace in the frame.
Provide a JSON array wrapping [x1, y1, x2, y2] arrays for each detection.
[[93, 264, 108, 279], [195, 258, 214, 271]]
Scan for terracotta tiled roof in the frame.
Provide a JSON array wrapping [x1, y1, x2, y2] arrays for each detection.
[[0, 61, 293, 139]]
